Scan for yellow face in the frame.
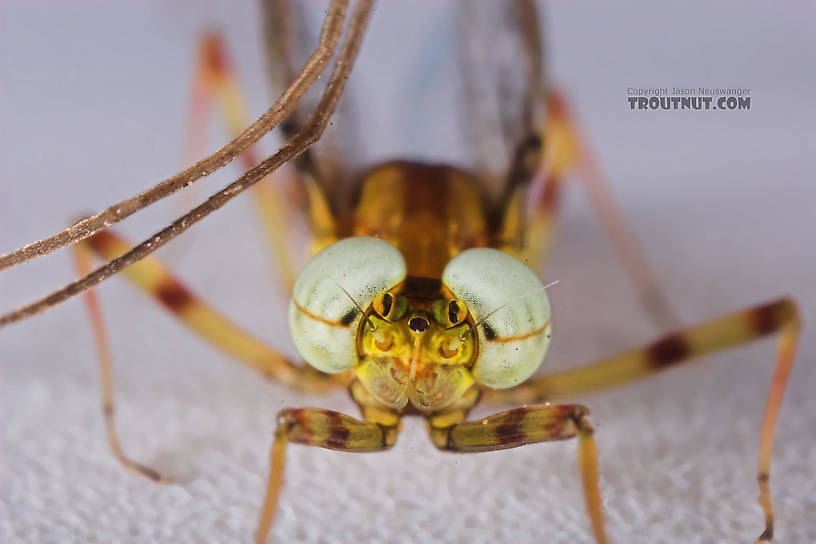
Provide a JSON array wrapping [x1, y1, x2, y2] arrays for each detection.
[[356, 292, 478, 411], [289, 239, 552, 408]]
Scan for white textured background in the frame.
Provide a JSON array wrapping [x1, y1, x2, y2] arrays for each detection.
[[1, 1, 815, 543]]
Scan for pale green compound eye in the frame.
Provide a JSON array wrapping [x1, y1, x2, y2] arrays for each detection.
[[442, 248, 552, 389], [289, 237, 407, 374]]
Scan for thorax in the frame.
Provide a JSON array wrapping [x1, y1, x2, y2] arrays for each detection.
[[345, 160, 490, 279]]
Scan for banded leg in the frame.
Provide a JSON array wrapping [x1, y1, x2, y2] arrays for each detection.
[[487, 297, 800, 542], [0, 0, 350, 272], [78, 229, 344, 393], [256, 408, 399, 543], [0, 0, 374, 328], [427, 404, 606, 544]]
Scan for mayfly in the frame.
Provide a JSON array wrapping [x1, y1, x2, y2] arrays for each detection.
[[0, 1, 801, 542]]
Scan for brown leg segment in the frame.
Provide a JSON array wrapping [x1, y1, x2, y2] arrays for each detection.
[[0, 0, 374, 327], [78, 228, 343, 393], [0, 0, 351, 272], [256, 408, 399, 543], [427, 404, 607, 544], [486, 297, 801, 542]]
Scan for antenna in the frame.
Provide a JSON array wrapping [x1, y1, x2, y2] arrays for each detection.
[[328, 276, 376, 331], [473, 280, 559, 328]]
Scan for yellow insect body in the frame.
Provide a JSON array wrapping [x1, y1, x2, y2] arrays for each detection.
[[0, 3, 803, 543]]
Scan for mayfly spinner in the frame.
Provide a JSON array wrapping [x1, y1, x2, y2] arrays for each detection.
[[0, 1, 801, 543]]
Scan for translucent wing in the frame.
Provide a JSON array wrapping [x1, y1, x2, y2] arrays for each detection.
[[261, 0, 546, 212], [455, 0, 546, 204], [261, 0, 361, 206]]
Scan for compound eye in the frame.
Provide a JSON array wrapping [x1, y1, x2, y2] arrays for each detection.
[[289, 237, 406, 374], [442, 248, 552, 389]]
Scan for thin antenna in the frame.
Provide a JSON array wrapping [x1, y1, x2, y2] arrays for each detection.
[[328, 276, 376, 331], [474, 280, 559, 328]]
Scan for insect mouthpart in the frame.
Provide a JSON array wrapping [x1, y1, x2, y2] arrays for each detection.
[[355, 303, 478, 412]]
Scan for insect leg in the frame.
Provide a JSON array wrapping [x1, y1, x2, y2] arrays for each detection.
[[261, 0, 345, 253], [72, 243, 170, 483], [498, 92, 571, 266], [499, 87, 678, 330], [487, 297, 800, 542], [184, 31, 312, 294], [555, 91, 679, 329], [256, 408, 399, 543], [0, 0, 374, 327], [262, 0, 327, 185], [78, 229, 344, 392], [427, 404, 606, 544], [0, 0, 350, 272], [477, 1, 675, 330]]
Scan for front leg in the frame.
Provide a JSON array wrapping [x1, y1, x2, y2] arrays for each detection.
[[427, 405, 607, 544], [256, 408, 400, 544], [486, 297, 800, 542], [80, 229, 342, 393]]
